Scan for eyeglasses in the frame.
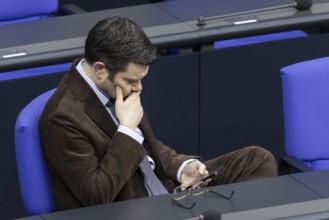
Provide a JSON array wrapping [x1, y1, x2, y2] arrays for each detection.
[[171, 180, 234, 210]]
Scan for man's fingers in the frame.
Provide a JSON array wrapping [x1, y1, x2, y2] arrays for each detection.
[[125, 91, 141, 101], [196, 162, 208, 175]]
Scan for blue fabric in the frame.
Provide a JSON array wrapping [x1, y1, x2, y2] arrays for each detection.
[[214, 30, 308, 49], [304, 160, 329, 171], [0, 63, 71, 82], [0, 0, 58, 23], [15, 89, 56, 215], [281, 56, 329, 170]]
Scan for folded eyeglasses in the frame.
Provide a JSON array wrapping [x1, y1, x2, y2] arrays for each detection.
[[171, 177, 234, 209]]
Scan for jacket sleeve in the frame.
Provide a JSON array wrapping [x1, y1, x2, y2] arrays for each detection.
[[156, 139, 200, 182], [140, 114, 200, 184]]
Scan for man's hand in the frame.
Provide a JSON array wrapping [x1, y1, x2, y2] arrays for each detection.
[[180, 161, 208, 187], [115, 86, 143, 131]]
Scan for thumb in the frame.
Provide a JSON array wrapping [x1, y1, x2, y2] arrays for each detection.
[[196, 162, 208, 175]]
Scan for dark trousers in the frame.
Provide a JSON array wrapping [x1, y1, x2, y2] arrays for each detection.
[[203, 146, 278, 186]]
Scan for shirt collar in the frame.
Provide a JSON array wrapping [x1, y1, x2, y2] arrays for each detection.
[[76, 59, 109, 107]]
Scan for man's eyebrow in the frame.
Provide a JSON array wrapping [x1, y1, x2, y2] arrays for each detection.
[[124, 74, 144, 81], [124, 77, 137, 80], [124, 77, 139, 82]]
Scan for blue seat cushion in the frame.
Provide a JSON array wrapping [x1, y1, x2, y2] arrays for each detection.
[[304, 160, 329, 171]]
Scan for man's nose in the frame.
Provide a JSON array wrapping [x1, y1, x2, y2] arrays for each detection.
[[132, 81, 142, 91]]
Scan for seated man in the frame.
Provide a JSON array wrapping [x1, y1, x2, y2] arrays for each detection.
[[39, 16, 277, 211]]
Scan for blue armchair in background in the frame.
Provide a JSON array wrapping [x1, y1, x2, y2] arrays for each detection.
[[0, 0, 58, 25], [279, 56, 329, 174], [0, 0, 85, 25], [15, 89, 56, 215]]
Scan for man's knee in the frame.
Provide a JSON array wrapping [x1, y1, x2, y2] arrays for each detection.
[[244, 146, 277, 176]]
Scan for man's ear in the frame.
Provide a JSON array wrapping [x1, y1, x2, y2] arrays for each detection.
[[94, 62, 108, 80]]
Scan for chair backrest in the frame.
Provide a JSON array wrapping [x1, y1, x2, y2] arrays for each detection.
[[280, 57, 329, 170], [15, 89, 56, 215], [0, 0, 58, 25]]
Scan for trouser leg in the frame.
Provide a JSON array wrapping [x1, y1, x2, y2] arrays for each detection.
[[204, 146, 277, 186]]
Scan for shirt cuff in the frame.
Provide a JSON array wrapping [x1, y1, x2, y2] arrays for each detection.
[[117, 125, 144, 145], [177, 159, 198, 183]]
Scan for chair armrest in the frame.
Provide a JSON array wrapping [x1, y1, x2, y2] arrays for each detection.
[[58, 4, 87, 15], [279, 156, 313, 175]]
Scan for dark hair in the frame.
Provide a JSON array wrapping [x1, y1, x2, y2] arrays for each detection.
[[85, 16, 157, 74]]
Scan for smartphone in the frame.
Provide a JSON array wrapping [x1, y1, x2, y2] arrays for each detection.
[[185, 168, 220, 190], [198, 168, 220, 182]]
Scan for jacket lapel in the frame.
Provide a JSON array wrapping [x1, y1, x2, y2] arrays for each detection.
[[84, 93, 118, 138]]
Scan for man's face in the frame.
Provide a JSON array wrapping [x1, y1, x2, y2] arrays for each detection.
[[101, 63, 149, 99]]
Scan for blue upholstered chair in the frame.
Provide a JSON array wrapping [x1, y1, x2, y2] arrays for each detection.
[[279, 57, 329, 173], [214, 30, 308, 49], [15, 89, 56, 215], [0, 0, 85, 25]]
